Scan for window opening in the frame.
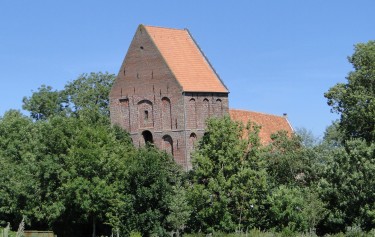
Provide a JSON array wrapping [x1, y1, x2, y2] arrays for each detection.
[[142, 130, 154, 145], [144, 110, 149, 121]]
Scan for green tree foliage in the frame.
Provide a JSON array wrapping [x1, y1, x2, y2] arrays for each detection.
[[295, 127, 321, 148], [22, 85, 68, 120], [325, 41, 375, 142], [323, 121, 345, 148], [64, 72, 115, 116], [53, 115, 133, 237], [166, 183, 192, 237], [22, 72, 115, 121], [120, 148, 183, 236], [0, 111, 38, 225], [321, 40, 375, 234], [268, 186, 326, 233], [261, 131, 326, 233], [1, 72, 133, 237], [263, 131, 319, 188], [3, 71, 188, 237], [318, 139, 375, 233], [188, 117, 269, 233], [0, 109, 134, 236]]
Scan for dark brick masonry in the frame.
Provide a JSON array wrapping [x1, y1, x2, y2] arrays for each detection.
[[109, 25, 229, 170]]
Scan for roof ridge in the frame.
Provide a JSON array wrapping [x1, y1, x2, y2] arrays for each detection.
[[230, 108, 286, 118], [142, 24, 186, 31]]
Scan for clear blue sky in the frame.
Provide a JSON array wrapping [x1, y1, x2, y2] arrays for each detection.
[[1, 1, 374, 137]]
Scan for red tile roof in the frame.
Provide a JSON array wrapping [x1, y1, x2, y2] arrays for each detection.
[[143, 25, 228, 93], [229, 109, 294, 144]]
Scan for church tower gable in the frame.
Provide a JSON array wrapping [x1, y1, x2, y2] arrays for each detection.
[[110, 25, 230, 169]]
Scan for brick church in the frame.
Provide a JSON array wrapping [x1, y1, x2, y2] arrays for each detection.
[[109, 25, 292, 170]]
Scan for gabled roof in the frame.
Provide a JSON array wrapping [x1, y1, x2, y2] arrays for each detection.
[[143, 25, 228, 93], [229, 109, 294, 144]]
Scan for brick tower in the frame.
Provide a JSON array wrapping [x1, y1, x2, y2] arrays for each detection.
[[109, 25, 229, 170]]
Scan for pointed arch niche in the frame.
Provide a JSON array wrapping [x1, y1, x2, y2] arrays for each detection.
[[138, 100, 153, 128], [162, 135, 173, 155], [161, 97, 172, 130], [119, 98, 130, 130], [202, 98, 210, 127], [214, 99, 223, 117], [189, 133, 197, 149], [188, 98, 197, 129], [187, 132, 197, 164], [142, 130, 154, 145]]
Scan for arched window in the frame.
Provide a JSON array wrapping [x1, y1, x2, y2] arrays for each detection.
[[215, 99, 223, 116], [144, 110, 149, 121], [138, 100, 153, 128], [187, 133, 197, 168], [162, 135, 173, 155], [142, 130, 154, 145], [188, 98, 197, 129], [119, 98, 130, 130], [189, 133, 197, 149], [161, 97, 172, 130], [202, 98, 210, 127]]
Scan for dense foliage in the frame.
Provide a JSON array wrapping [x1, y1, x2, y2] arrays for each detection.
[[187, 118, 268, 232], [325, 40, 375, 143], [1, 40, 375, 236], [1, 73, 184, 237]]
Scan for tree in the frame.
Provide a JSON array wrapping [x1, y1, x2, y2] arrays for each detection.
[[22, 85, 68, 120], [325, 40, 375, 142], [295, 127, 321, 148], [2, 71, 132, 237], [120, 148, 183, 237], [188, 117, 269, 233], [268, 186, 326, 233], [22, 72, 115, 121], [323, 120, 345, 148], [0, 111, 39, 226], [318, 138, 375, 233], [166, 183, 192, 237], [0, 109, 135, 236], [56, 115, 133, 237], [63, 72, 115, 117], [261, 130, 326, 234], [321, 40, 375, 234], [263, 131, 319, 188]]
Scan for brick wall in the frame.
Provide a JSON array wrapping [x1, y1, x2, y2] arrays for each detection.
[[110, 26, 229, 169]]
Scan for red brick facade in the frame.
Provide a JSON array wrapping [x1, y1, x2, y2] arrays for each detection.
[[109, 25, 229, 170]]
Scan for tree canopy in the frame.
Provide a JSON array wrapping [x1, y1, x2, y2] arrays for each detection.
[[2, 72, 184, 237], [22, 72, 115, 121], [325, 41, 375, 143]]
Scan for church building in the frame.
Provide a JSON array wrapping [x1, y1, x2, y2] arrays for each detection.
[[109, 25, 292, 170]]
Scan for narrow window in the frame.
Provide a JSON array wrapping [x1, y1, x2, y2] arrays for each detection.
[[162, 97, 172, 130], [188, 98, 197, 129], [144, 110, 149, 121]]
